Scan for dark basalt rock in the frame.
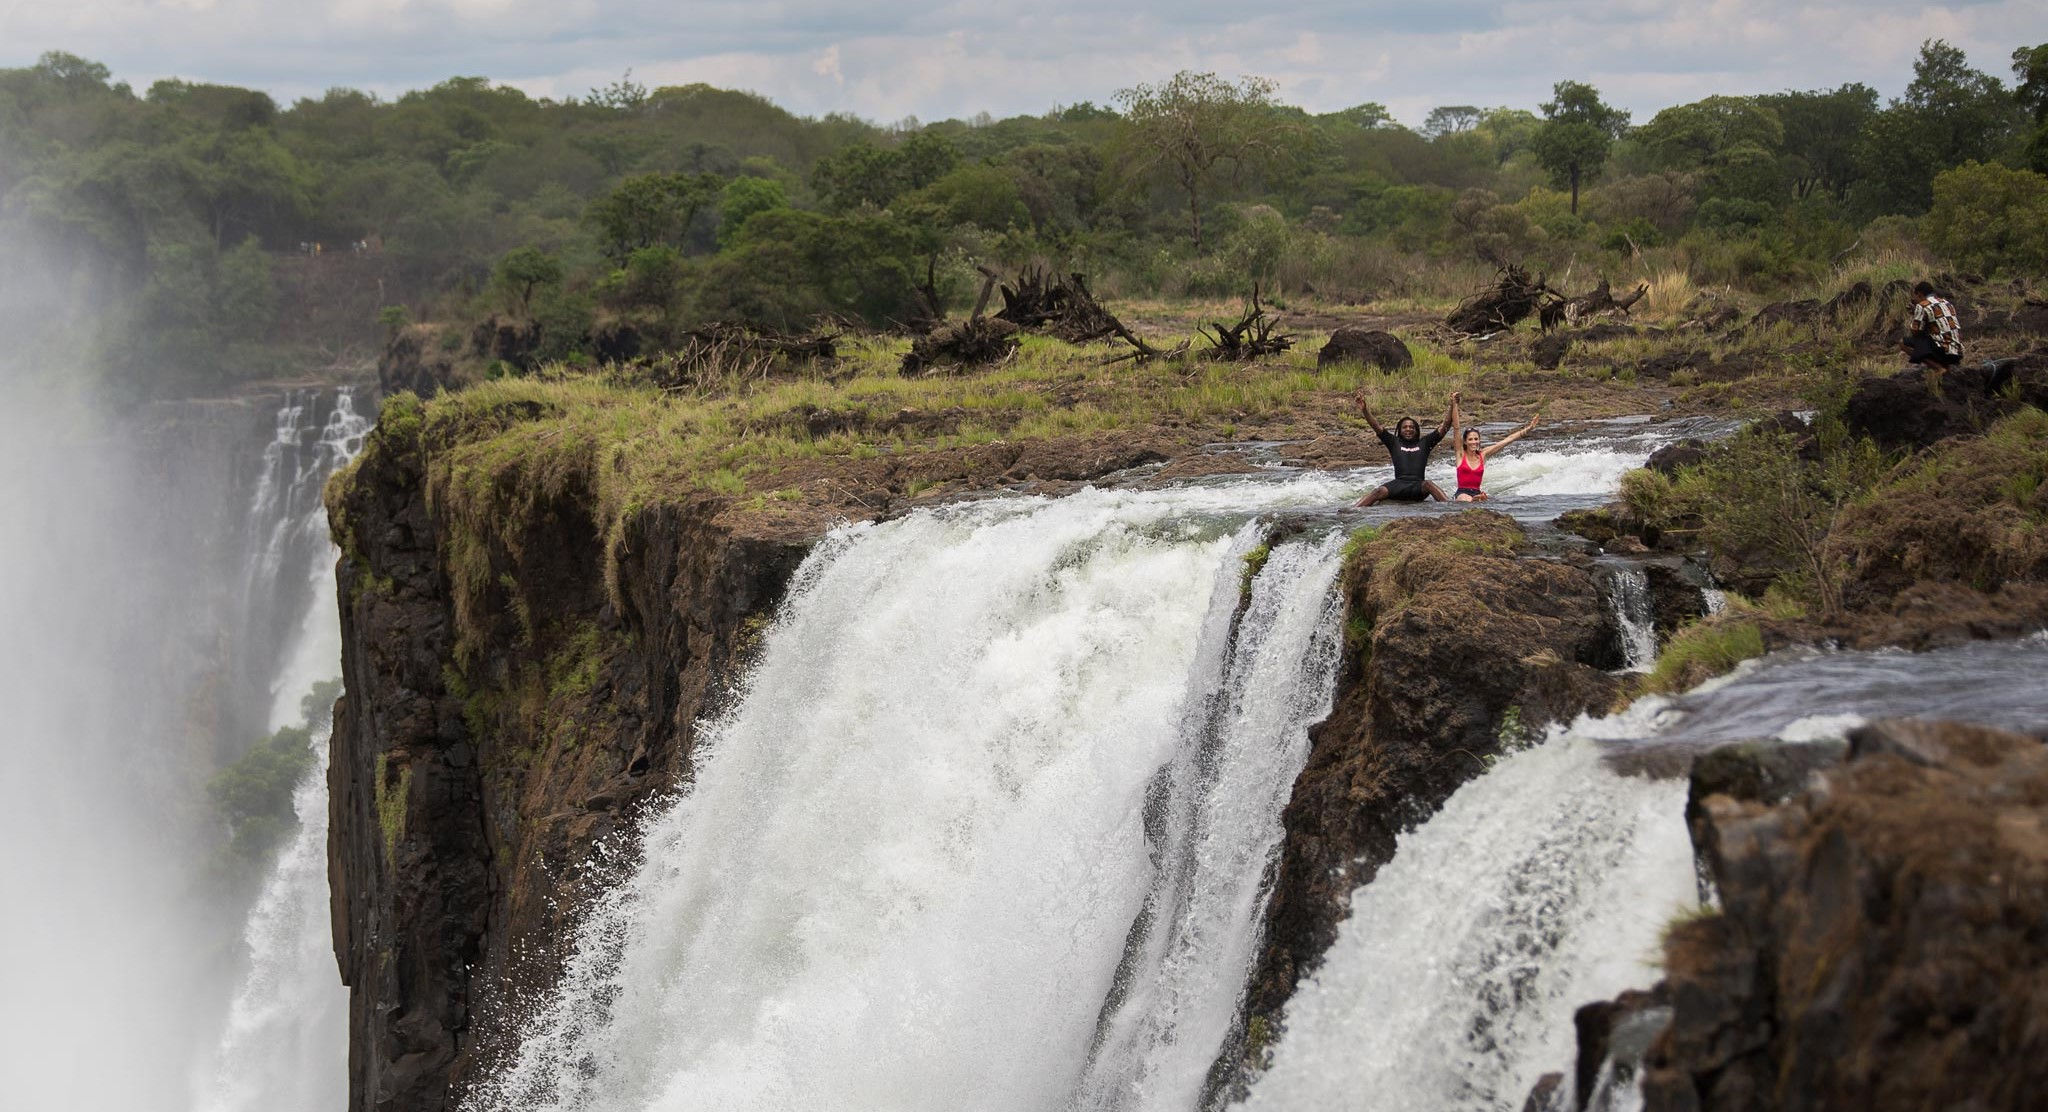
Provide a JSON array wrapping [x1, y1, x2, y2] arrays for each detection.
[[1842, 356, 2048, 452], [328, 420, 810, 1112], [1643, 563, 1706, 641], [1574, 986, 1673, 1110], [1534, 716, 2048, 1112], [469, 313, 540, 368], [1643, 438, 1708, 476], [1532, 332, 1571, 370], [1317, 327, 1413, 371], [1637, 349, 1709, 380], [1522, 1072, 1567, 1112], [1246, 512, 1626, 1047]]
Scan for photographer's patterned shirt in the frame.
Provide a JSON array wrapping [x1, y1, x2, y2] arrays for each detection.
[[1912, 295, 1963, 356]]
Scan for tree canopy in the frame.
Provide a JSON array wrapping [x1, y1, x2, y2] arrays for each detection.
[[3, 42, 2045, 399]]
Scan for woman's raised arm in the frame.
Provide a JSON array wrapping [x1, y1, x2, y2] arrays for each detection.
[[1481, 414, 1539, 459]]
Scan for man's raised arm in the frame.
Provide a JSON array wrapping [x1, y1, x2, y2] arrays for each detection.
[[1355, 390, 1387, 436], [1437, 391, 1461, 437]]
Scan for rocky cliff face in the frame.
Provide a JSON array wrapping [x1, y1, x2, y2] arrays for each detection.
[[1247, 512, 1627, 1029], [1532, 718, 2048, 1112], [325, 415, 809, 1112]]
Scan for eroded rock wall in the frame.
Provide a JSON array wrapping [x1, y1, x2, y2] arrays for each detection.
[[1535, 718, 2048, 1112], [326, 418, 808, 1112], [1248, 512, 1627, 1026]]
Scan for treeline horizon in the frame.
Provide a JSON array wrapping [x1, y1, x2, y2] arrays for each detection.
[[3, 41, 2046, 398]]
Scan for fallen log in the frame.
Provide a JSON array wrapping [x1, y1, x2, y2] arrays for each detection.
[[1448, 265, 1649, 336], [1201, 286, 1295, 361], [901, 269, 1021, 375], [613, 322, 838, 392], [1445, 264, 1553, 335], [997, 267, 1126, 344], [1539, 277, 1649, 331]]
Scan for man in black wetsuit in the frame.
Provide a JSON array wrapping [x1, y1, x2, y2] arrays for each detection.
[[1353, 391, 1457, 507]]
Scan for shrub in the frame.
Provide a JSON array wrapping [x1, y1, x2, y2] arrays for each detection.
[[1925, 162, 2048, 276], [1829, 408, 2048, 606]]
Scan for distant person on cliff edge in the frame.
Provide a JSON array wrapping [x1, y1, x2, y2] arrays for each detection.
[[1354, 391, 1457, 506], [1902, 280, 1963, 371]]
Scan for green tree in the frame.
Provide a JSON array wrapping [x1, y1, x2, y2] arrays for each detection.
[[1925, 161, 2048, 274], [1113, 71, 1309, 249], [213, 235, 278, 341], [1001, 142, 1105, 233], [586, 69, 648, 111], [1759, 84, 1879, 199], [1856, 40, 2020, 215], [897, 130, 959, 191], [1635, 95, 1787, 204], [716, 176, 788, 245], [810, 141, 906, 211], [208, 722, 316, 869], [1475, 107, 1543, 165], [492, 246, 563, 312], [1326, 102, 1395, 129], [2015, 43, 2048, 172], [1423, 105, 1483, 138], [906, 163, 1028, 230], [1533, 80, 1630, 214], [585, 171, 723, 260]]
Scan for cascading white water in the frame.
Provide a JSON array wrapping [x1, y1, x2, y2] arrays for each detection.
[[464, 480, 1363, 1112], [1477, 447, 1646, 498], [194, 694, 349, 1112], [1241, 636, 2048, 1112], [1605, 568, 1658, 673], [194, 388, 371, 1112], [254, 389, 370, 728], [1238, 711, 1699, 1112], [1073, 533, 1347, 1112], [459, 432, 1682, 1112]]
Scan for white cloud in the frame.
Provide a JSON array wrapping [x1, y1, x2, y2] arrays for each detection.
[[2, 0, 2044, 123], [813, 43, 844, 85]]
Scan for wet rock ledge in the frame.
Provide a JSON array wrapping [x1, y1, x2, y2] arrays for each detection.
[[1531, 717, 2048, 1112]]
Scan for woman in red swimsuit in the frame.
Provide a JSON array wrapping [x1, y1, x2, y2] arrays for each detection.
[[1451, 399, 1538, 502]]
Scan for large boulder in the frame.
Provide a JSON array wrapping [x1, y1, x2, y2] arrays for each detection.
[[1318, 327, 1413, 371], [1842, 357, 2048, 452], [469, 313, 540, 367], [1643, 438, 1708, 476], [1532, 332, 1571, 369], [1643, 563, 1706, 640]]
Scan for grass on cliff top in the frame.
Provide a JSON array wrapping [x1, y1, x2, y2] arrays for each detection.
[[399, 330, 1472, 518], [357, 333, 1471, 638]]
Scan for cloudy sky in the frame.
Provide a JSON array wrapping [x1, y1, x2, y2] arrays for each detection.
[[4, 0, 2046, 125]]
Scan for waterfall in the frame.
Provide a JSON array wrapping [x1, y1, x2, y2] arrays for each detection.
[[239, 388, 370, 728], [193, 388, 371, 1112], [1237, 707, 1700, 1111], [1240, 636, 2048, 1112], [464, 484, 1355, 1112], [1605, 568, 1658, 673], [1072, 532, 1347, 1112]]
